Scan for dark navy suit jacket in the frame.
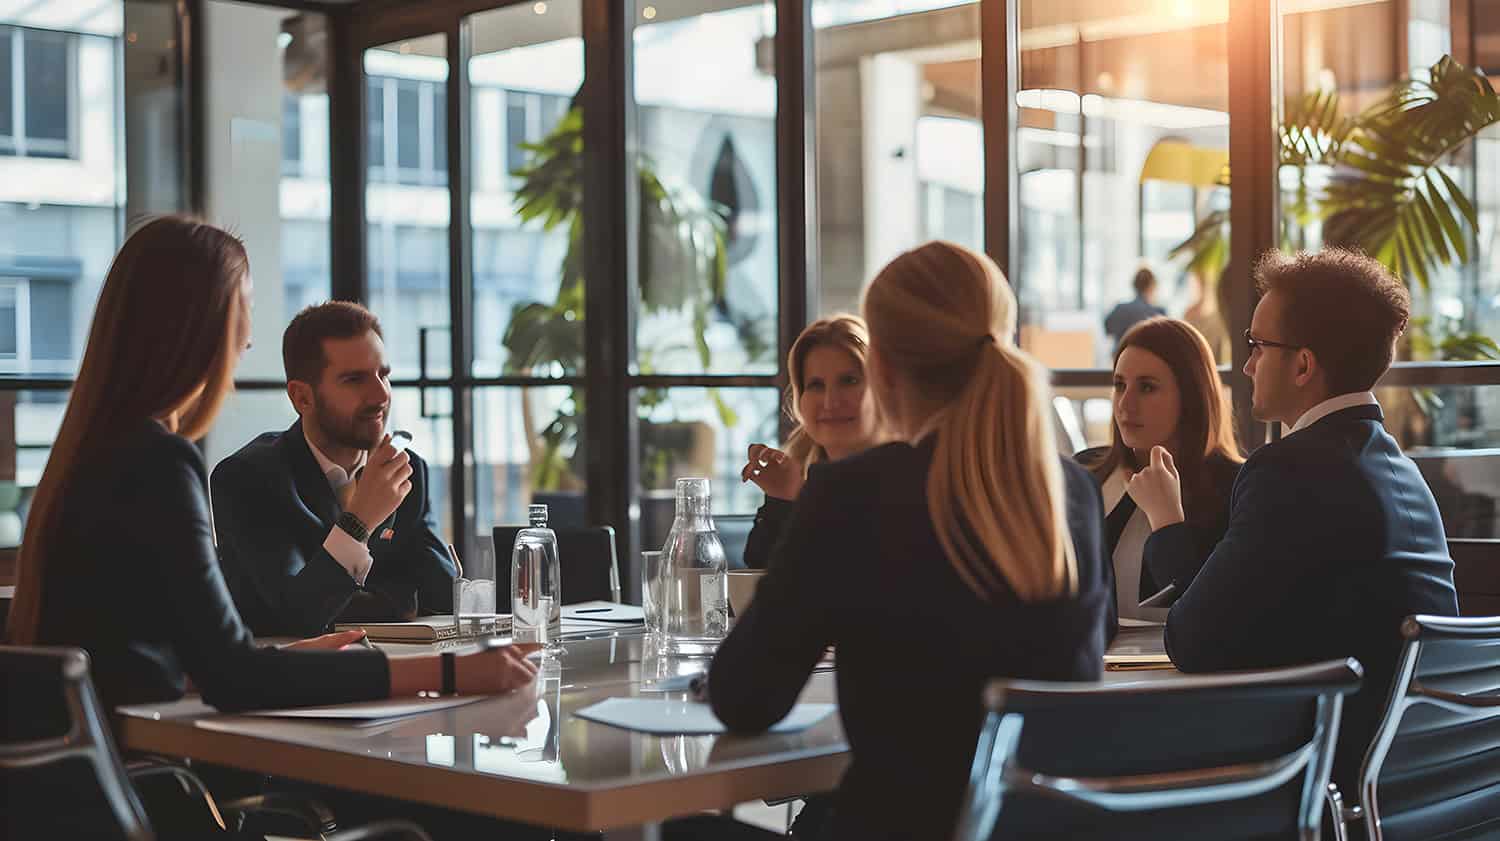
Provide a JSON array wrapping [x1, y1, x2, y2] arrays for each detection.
[[1147, 403, 1458, 791], [210, 420, 455, 636]]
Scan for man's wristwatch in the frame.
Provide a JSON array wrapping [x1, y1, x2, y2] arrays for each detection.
[[336, 510, 370, 544], [440, 652, 457, 695]]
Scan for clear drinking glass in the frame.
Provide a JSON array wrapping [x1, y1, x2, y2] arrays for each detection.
[[453, 542, 497, 637], [660, 478, 728, 656], [641, 550, 664, 644], [511, 504, 563, 652]]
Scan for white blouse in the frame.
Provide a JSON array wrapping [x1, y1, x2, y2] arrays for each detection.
[[1101, 467, 1170, 624]]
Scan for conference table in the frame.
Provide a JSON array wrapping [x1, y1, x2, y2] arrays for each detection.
[[115, 626, 1174, 838]]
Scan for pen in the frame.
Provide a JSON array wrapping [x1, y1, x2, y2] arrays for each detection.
[[573, 608, 611, 614]]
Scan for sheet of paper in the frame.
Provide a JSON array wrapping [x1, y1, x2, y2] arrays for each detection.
[[574, 697, 835, 735], [242, 695, 484, 721], [562, 602, 645, 623], [1118, 617, 1165, 628]]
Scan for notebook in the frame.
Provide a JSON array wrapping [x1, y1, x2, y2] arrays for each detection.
[[335, 614, 511, 642]]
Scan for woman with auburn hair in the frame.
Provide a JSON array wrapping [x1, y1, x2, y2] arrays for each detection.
[[738, 314, 883, 570], [6, 216, 536, 713], [706, 241, 1112, 841], [1077, 316, 1243, 622]]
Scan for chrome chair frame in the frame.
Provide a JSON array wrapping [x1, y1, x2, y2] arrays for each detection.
[[953, 659, 1362, 841], [0, 645, 154, 841], [1348, 615, 1500, 841]]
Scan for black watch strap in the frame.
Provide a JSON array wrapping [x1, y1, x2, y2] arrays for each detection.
[[336, 511, 370, 543], [440, 651, 456, 695]]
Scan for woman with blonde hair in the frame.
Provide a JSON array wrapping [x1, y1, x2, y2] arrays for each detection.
[[707, 241, 1112, 841], [6, 216, 536, 714], [738, 314, 882, 569]]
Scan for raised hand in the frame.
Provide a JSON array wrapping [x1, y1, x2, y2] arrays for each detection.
[[346, 433, 413, 532], [1126, 445, 1186, 531], [740, 443, 804, 501]]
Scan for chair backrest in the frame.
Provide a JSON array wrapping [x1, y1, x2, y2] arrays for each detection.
[[1449, 539, 1500, 617], [0, 645, 153, 841], [715, 514, 755, 571], [1358, 615, 1500, 841], [492, 525, 620, 604], [954, 659, 1363, 841]]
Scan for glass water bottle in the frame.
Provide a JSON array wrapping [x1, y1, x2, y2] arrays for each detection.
[[659, 478, 728, 655], [511, 503, 562, 648]]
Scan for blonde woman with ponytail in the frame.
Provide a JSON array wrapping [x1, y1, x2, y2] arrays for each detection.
[[738, 314, 883, 570], [707, 241, 1112, 841]]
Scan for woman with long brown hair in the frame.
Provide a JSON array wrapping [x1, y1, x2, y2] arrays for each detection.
[[738, 314, 883, 569], [6, 216, 536, 712], [706, 241, 1111, 841], [1076, 316, 1243, 622]]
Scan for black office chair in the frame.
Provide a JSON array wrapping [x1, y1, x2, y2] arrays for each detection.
[[953, 658, 1363, 841], [1325, 615, 1500, 841], [715, 513, 755, 570], [493, 525, 620, 604], [0, 644, 432, 841]]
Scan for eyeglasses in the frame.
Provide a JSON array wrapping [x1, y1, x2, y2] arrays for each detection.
[[1244, 329, 1301, 353]]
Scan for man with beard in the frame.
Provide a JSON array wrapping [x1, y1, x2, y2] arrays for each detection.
[[212, 302, 456, 636]]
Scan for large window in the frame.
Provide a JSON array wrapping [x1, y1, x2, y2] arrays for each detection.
[[0, 26, 77, 159], [0, 3, 126, 549], [812, 0, 981, 316]]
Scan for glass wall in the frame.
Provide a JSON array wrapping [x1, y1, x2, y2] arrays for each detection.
[[0, 5, 124, 550], [0, 7, 124, 380], [634, 0, 778, 375], [812, 0, 981, 316], [1014, 0, 1230, 372], [365, 33, 451, 383], [196, 1, 332, 470], [467, 1, 586, 538], [637, 386, 780, 551]]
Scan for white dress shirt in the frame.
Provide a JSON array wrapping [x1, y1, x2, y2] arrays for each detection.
[[1289, 391, 1379, 435], [306, 437, 373, 585]]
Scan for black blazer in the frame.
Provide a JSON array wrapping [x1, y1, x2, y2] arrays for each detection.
[[742, 497, 793, 570], [709, 438, 1112, 841], [210, 420, 455, 637], [1076, 447, 1240, 602], [35, 420, 388, 713], [1148, 403, 1458, 791]]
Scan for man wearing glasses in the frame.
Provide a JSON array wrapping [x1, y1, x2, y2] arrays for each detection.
[[1124, 248, 1457, 798]]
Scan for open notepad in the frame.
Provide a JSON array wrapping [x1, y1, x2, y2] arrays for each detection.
[[335, 614, 511, 642], [241, 695, 485, 725], [1104, 625, 1175, 671]]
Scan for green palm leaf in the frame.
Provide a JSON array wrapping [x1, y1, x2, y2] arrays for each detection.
[[1322, 56, 1500, 289]]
